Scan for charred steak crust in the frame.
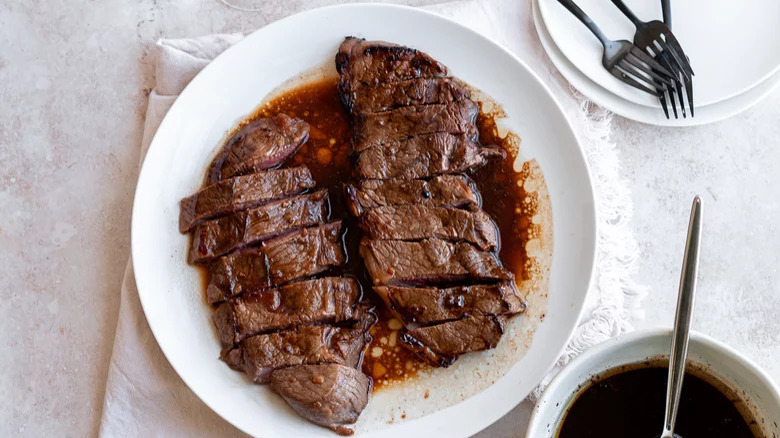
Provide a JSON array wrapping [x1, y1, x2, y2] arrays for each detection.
[[212, 277, 361, 351], [349, 77, 470, 115], [359, 204, 499, 251], [207, 114, 309, 183], [188, 190, 329, 264], [375, 283, 526, 326], [335, 37, 448, 114], [270, 364, 371, 434], [400, 315, 506, 367], [179, 166, 315, 233], [344, 174, 481, 216]]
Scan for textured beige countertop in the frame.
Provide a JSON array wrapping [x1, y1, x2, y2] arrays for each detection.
[[2, 0, 779, 437]]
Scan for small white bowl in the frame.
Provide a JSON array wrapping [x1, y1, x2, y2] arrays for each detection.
[[526, 329, 780, 437]]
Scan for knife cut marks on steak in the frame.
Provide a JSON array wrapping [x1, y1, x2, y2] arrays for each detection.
[[359, 204, 499, 251], [400, 315, 506, 367], [349, 77, 469, 115], [179, 166, 315, 232], [188, 190, 329, 263], [264, 221, 347, 285], [213, 277, 361, 351], [223, 306, 374, 384], [344, 174, 480, 216], [352, 100, 479, 152], [207, 114, 309, 183], [271, 363, 371, 436], [360, 238, 513, 286], [354, 133, 502, 180], [375, 283, 525, 327]]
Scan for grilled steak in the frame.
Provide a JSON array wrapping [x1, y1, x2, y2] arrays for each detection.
[[264, 222, 347, 285], [354, 133, 501, 180], [271, 364, 370, 435], [359, 205, 499, 251], [352, 100, 478, 152], [400, 315, 506, 367], [336, 37, 447, 114], [375, 283, 525, 326], [179, 166, 314, 232], [207, 222, 347, 303], [360, 238, 513, 286], [345, 174, 480, 216], [349, 77, 469, 115], [213, 277, 361, 351], [188, 190, 329, 263], [223, 307, 375, 384], [207, 114, 309, 182]]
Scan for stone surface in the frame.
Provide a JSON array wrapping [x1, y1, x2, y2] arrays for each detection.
[[1, 0, 778, 437]]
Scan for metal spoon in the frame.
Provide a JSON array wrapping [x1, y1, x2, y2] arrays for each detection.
[[660, 196, 702, 438]]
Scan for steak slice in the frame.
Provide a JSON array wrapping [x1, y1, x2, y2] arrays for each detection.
[[352, 100, 478, 152], [359, 205, 499, 251], [360, 238, 513, 286], [188, 190, 329, 264], [350, 77, 469, 115], [336, 37, 447, 113], [271, 364, 371, 435], [207, 223, 347, 303], [345, 174, 480, 216], [264, 222, 346, 285], [354, 133, 502, 180], [223, 306, 375, 384], [179, 166, 314, 232], [206, 248, 269, 304], [400, 315, 506, 367], [207, 114, 309, 183], [213, 277, 361, 351], [375, 283, 525, 327]]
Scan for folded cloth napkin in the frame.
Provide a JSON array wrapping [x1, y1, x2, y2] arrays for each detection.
[[98, 1, 647, 436]]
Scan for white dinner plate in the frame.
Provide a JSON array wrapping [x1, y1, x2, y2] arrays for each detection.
[[538, 0, 780, 109], [533, 0, 780, 126], [132, 4, 597, 437]]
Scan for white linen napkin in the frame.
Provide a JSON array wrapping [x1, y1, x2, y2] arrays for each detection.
[[99, 1, 647, 436]]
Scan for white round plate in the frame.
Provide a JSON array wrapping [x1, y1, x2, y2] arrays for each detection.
[[533, 0, 780, 126], [538, 0, 780, 109], [132, 4, 596, 437]]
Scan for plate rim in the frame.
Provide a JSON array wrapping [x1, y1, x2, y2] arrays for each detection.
[[131, 3, 598, 437]]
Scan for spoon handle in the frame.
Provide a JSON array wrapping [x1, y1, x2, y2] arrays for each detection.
[[663, 196, 702, 436]]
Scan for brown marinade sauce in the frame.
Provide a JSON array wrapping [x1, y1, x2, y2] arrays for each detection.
[[205, 76, 532, 390]]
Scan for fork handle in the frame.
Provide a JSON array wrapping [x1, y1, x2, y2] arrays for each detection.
[[610, 0, 642, 27], [555, 0, 609, 45], [662, 0, 672, 28]]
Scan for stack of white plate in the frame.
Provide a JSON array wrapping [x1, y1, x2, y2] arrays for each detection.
[[533, 0, 780, 126]]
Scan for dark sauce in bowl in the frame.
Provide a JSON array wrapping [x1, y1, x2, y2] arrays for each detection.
[[557, 365, 760, 438]]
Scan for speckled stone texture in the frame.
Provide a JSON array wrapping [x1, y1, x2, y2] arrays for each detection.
[[1, 1, 778, 437]]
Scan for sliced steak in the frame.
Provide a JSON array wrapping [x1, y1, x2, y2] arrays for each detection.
[[213, 277, 361, 351], [188, 190, 329, 263], [360, 205, 499, 251], [336, 37, 447, 113], [352, 100, 478, 152], [375, 283, 525, 326], [207, 223, 347, 303], [350, 77, 469, 115], [223, 307, 375, 384], [360, 238, 513, 286], [400, 315, 506, 367], [179, 166, 314, 232], [264, 222, 346, 285], [345, 174, 480, 216], [270, 364, 371, 435], [207, 114, 309, 183], [354, 133, 502, 180], [206, 248, 269, 304]]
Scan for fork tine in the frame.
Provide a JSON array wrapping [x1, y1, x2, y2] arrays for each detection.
[[675, 74, 687, 118], [658, 84, 670, 119], [657, 38, 693, 78], [660, 32, 695, 76], [610, 65, 661, 97], [628, 46, 674, 78], [618, 59, 671, 91], [685, 78, 694, 117], [625, 53, 675, 86], [667, 82, 679, 119]]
